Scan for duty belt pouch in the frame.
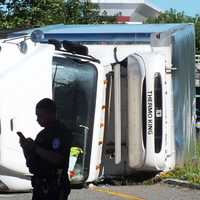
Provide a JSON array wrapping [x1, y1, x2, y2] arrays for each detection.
[[57, 169, 71, 196]]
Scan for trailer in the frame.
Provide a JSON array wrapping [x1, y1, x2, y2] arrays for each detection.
[[0, 23, 196, 191]]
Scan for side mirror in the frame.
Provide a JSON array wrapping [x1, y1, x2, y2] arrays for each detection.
[[31, 30, 44, 43]]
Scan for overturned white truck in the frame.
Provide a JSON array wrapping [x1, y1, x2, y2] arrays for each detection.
[[0, 23, 196, 191]]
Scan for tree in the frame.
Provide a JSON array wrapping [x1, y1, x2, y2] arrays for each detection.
[[145, 9, 200, 54], [146, 8, 194, 23], [0, 0, 115, 30], [0, 0, 66, 29], [29, 0, 66, 26], [63, 0, 115, 24], [195, 16, 200, 54]]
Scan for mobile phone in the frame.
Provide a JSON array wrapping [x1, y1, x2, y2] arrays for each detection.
[[16, 131, 26, 140]]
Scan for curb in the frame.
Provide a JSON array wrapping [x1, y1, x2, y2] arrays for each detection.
[[163, 179, 200, 190]]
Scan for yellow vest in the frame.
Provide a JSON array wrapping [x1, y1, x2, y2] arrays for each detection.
[[70, 147, 83, 157]]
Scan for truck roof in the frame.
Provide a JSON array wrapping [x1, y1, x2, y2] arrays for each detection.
[[8, 23, 194, 44]]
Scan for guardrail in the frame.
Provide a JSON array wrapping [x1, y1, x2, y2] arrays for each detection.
[[196, 55, 200, 64]]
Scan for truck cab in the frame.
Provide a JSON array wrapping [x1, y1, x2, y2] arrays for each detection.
[[0, 23, 196, 191]]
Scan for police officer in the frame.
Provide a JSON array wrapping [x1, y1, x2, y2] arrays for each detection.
[[19, 98, 72, 200]]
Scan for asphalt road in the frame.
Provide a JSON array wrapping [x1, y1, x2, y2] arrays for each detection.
[[1, 183, 200, 200]]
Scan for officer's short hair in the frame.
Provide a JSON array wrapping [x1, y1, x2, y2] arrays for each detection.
[[36, 98, 56, 114]]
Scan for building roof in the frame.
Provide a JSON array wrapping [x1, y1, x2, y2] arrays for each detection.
[[91, 0, 161, 12], [90, 0, 161, 21]]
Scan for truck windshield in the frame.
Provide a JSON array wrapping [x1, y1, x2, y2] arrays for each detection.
[[52, 56, 97, 183]]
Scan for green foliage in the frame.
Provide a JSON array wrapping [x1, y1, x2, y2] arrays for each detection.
[[146, 8, 194, 23], [64, 0, 100, 24], [160, 141, 200, 184], [145, 9, 200, 54], [0, 0, 115, 30], [64, 0, 115, 24], [195, 19, 200, 54], [0, 0, 66, 29], [29, 0, 66, 26]]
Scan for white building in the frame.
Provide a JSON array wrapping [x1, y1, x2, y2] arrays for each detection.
[[91, 0, 162, 23]]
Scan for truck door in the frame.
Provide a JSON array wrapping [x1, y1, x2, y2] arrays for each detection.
[[52, 54, 106, 183]]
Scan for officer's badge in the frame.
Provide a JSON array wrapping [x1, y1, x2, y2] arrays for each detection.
[[52, 138, 60, 149]]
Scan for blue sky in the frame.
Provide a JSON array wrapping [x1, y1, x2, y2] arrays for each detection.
[[150, 0, 200, 17]]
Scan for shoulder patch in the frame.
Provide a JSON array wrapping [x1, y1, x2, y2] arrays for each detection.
[[52, 137, 61, 150]]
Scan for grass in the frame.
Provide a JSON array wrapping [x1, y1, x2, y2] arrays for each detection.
[[159, 141, 200, 184]]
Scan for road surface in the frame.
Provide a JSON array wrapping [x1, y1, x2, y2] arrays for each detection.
[[1, 182, 200, 200]]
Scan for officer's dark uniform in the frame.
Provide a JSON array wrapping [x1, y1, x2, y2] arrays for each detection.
[[25, 121, 72, 200]]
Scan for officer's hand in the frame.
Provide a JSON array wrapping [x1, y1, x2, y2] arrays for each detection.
[[19, 136, 25, 147], [20, 138, 35, 151]]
